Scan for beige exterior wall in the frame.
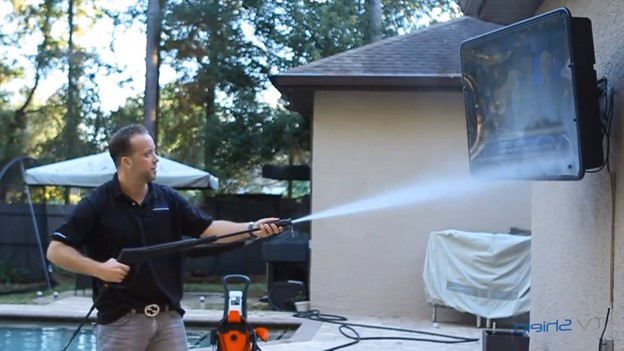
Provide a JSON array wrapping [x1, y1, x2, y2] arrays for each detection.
[[309, 90, 531, 320], [529, 1, 624, 350]]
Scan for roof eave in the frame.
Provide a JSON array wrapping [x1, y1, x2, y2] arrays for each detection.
[[272, 74, 462, 88], [459, 0, 545, 25], [270, 74, 463, 119]]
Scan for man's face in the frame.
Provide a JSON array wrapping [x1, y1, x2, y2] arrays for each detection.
[[125, 133, 158, 182]]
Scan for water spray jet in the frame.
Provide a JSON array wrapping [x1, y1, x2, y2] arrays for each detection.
[[290, 176, 505, 225]]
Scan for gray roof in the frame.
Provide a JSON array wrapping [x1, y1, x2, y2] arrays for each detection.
[[283, 16, 502, 77], [270, 16, 503, 118]]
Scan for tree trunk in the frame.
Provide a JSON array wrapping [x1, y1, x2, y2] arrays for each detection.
[[64, 0, 77, 204], [66, 0, 77, 158], [368, 0, 382, 43], [203, 87, 217, 171], [144, 0, 162, 147]]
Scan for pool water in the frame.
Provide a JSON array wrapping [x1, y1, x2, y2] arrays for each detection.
[[0, 322, 294, 350]]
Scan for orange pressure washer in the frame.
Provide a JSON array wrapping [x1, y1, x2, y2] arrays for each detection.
[[211, 274, 269, 351]]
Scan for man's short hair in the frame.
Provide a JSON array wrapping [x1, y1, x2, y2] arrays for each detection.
[[109, 124, 149, 167]]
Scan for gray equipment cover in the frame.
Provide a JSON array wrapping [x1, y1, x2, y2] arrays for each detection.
[[423, 229, 530, 319]]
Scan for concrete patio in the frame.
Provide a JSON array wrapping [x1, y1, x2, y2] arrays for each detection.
[[0, 291, 485, 351]]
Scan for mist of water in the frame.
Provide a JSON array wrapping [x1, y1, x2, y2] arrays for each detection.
[[292, 176, 506, 224]]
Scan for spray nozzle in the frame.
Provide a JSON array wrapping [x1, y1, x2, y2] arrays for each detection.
[[272, 218, 292, 227], [270, 218, 293, 234]]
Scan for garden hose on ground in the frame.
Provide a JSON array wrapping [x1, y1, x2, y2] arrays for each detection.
[[267, 296, 478, 351]]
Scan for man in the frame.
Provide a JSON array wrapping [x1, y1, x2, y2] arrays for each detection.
[[47, 124, 283, 350]]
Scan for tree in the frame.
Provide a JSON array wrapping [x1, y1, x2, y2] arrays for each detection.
[[144, 0, 162, 145], [0, 0, 66, 201], [1, 0, 65, 161], [64, 0, 78, 161], [1, 0, 120, 202], [161, 0, 271, 187], [369, 0, 383, 43]]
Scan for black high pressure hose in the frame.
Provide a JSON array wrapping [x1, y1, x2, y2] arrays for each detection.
[[60, 219, 292, 351], [295, 310, 479, 351], [267, 297, 479, 351]]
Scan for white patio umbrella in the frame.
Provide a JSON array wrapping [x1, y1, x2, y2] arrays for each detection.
[[24, 151, 218, 189]]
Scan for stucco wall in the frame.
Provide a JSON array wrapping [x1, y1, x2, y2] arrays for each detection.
[[531, 1, 624, 350], [309, 90, 532, 320]]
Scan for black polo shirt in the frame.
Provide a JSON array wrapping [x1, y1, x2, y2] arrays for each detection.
[[52, 174, 213, 324]]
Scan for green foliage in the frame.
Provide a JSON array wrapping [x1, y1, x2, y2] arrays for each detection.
[[158, 0, 315, 192], [0, 256, 28, 285], [157, 84, 206, 166], [0, 0, 108, 161]]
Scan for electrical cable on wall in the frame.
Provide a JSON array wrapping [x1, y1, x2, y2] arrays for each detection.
[[598, 169, 617, 350], [598, 306, 611, 351], [596, 114, 617, 350], [587, 77, 614, 173]]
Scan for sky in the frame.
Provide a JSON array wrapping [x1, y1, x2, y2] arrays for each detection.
[[0, 0, 281, 113]]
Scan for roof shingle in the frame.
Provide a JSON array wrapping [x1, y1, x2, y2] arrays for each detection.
[[279, 16, 503, 78], [270, 16, 503, 118]]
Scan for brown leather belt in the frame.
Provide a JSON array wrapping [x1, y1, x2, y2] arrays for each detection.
[[129, 304, 172, 317]]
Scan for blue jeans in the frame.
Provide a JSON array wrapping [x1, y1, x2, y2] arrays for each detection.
[[95, 310, 188, 351]]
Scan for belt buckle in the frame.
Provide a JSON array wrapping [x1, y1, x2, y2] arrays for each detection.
[[144, 304, 160, 317]]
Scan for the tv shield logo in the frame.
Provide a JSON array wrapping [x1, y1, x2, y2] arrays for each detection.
[[513, 319, 572, 334], [514, 317, 606, 334]]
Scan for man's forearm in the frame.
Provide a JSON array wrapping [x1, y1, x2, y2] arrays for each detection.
[[201, 220, 251, 242], [47, 241, 102, 278], [201, 218, 281, 241]]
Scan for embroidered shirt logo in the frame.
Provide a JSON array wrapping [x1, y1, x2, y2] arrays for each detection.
[[152, 203, 169, 212]]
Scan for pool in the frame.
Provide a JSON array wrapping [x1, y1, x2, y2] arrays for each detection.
[[0, 321, 295, 350]]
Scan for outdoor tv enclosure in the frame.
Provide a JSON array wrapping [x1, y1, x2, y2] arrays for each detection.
[[460, 8, 603, 180]]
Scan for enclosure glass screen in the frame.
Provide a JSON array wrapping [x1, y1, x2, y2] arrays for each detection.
[[461, 9, 581, 179]]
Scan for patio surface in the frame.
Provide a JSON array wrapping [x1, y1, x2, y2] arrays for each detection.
[[0, 291, 484, 351]]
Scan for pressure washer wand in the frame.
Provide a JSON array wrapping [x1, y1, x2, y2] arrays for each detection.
[[113, 218, 293, 288], [120, 218, 292, 260]]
